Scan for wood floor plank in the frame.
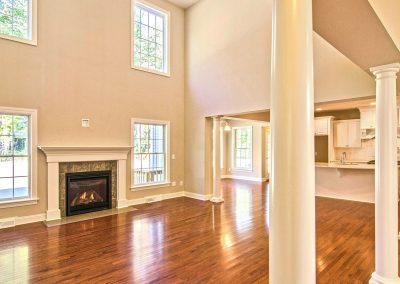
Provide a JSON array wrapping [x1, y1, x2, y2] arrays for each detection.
[[0, 179, 392, 283]]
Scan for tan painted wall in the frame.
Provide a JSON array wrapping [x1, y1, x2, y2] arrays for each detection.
[[0, 0, 185, 218], [185, 0, 375, 195]]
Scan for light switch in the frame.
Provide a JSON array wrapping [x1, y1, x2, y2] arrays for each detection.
[[171, 154, 176, 160], [82, 119, 90, 128]]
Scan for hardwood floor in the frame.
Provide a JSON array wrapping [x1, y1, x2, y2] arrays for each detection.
[[0, 179, 389, 283]]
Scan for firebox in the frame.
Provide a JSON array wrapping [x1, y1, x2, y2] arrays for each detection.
[[66, 171, 112, 216]]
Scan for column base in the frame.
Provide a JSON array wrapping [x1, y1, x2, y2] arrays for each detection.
[[46, 209, 61, 221], [210, 197, 224, 203], [370, 272, 400, 284]]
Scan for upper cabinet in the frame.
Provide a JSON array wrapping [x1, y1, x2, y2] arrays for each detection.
[[314, 117, 329, 135], [314, 116, 335, 136], [334, 120, 361, 148], [360, 108, 375, 129]]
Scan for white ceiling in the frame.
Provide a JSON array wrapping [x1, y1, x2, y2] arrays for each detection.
[[167, 0, 200, 8]]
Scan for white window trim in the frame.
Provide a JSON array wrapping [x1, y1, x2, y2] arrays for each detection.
[[232, 126, 253, 172], [131, 0, 171, 77], [0, 0, 38, 46], [0, 106, 38, 207], [130, 118, 171, 190]]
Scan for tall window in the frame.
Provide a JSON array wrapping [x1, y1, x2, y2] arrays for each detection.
[[0, 0, 37, 45], [0, 108, 36, 202], [233, 127, 252, 170], [132, 1, 170, 75], [132, 119, 169, 187]]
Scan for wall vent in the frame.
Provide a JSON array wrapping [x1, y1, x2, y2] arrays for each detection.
[[0, 218, 16, 229]]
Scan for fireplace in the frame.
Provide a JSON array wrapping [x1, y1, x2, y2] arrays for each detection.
[[66, 171, 112, 216]]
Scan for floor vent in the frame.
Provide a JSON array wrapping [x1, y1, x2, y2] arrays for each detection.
[[0, 218, 16, 229]]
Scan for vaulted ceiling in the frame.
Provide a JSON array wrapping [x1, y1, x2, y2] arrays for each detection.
[[313, 0, 400, 92]]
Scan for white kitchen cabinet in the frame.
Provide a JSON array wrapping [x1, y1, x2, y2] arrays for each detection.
[[334, 120, 361, 148], [314, 118, 329, 135], [360, 109, 375, 129]]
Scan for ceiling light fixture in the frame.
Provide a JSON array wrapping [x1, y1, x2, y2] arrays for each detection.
[[316, 108, 323, 111]]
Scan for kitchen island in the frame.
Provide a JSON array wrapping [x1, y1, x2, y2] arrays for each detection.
[[315, 161, 400, 203]]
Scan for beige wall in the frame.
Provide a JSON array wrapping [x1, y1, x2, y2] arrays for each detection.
[[185, 0, 375, 195], [0, 0, 185, 218]]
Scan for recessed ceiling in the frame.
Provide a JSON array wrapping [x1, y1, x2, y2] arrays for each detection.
[[167, 0, 200, 9]]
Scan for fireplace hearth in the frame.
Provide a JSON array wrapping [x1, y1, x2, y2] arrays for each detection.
[[66, 171, 112, 216]]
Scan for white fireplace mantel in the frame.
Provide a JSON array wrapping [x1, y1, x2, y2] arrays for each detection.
[[38, 146, 132, 221]]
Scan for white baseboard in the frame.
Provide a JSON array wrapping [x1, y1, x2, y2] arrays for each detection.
[[184, 191, 211, 201], [316, 193, 374, 204], [0, 213, 46, 229], [221, 175, 267, 182], [127, 191, 185, 206]]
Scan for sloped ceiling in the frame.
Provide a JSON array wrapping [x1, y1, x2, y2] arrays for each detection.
[[313, 0, 400, 93], [167, 0, 200, 8]]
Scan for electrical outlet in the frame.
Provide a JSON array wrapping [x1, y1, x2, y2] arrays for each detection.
[[179, 181, 183, 186], [171, 154, 176, 160], [171, 181, 176, 186]]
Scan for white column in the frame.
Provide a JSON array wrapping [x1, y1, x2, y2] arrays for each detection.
[[269, 0, 315, 283], [370, 63, 400, 284], [46, 162, 61, 221], [117, 159, 129, 208], [211, 116, 223, 203]]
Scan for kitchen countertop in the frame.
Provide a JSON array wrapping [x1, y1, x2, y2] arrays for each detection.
[[315, 161, 375, 170]]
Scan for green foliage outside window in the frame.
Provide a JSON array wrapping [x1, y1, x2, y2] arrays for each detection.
[[0, 0, 30, 40]]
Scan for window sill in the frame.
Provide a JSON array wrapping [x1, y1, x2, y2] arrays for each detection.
[[0, 198, 39, 209], [131, 182, 171, 191], [131, 65, 171, 77], [0, 34, 37, 46]]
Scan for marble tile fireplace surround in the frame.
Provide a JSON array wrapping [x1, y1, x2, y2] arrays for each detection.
[[38, 146, 131, 221]]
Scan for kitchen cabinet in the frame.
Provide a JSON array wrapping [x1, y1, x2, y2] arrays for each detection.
[[314, 117, 329, 135], [360, 109, 375, 129], [334, 120, 361, 148]]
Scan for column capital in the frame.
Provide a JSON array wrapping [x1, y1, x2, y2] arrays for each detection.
[[370, 63, 400, 79], [212, 116, 222, 121]]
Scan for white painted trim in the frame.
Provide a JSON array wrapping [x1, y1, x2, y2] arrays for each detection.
[[16, 213, 45, 226], [184, 191, 211, 201], [221, 175, 267, 182], [131, 0, 171, 77], [0, 0, 37, 46], [0, 213, 45, 230], [0, 198, 39, 209], [37, 146, 131, 163], [127, 191, 184, 206], [130, 118, 171, 188], [0, 106, 38, 206], [131, 181, 171, 190], [46, 209, 61, 221], [315, 193, 374, 204]]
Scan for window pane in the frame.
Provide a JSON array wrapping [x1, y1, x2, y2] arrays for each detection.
[[0, 157, 13, 177], [14, 176, 28, 198], [0, 178, 13, 199], [0, 136, 13, 156], [133, 4, 167, 74], [13, 115, 28, 137], [14, 137, 28, 155], [0, 114, 12, 135], [0, 0, 30, 40], [14, 156, 28, 177]]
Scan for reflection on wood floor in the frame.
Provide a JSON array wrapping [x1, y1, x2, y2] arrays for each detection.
[[0, 179, 385, 283]]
